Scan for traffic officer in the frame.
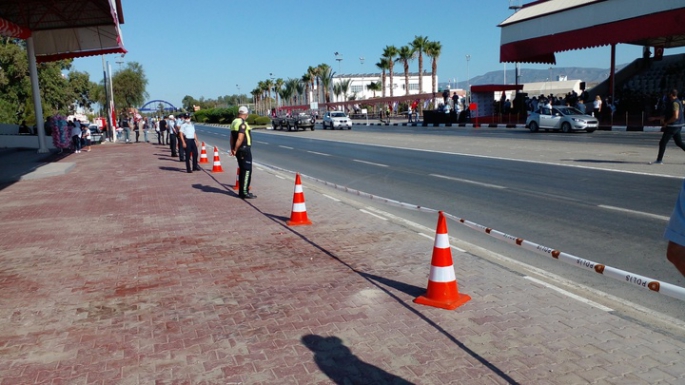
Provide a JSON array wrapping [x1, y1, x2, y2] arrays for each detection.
[[179, 113, 200, 173], [230, 106, 256, 199]]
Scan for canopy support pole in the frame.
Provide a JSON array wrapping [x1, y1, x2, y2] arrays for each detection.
[[27, 37, 48, 153], [610, 43, 616, 107]]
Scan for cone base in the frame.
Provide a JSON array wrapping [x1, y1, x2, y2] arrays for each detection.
[[287, 219, 312, 226], [199, 159, 209, 164], [413, 293, 471, 310], [211, 168, 224, 173]]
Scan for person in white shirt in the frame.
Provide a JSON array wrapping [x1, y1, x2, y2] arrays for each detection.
[[70, 120, 82, 153], [179, 113, 200, 173], [82, 124, 92, 152]]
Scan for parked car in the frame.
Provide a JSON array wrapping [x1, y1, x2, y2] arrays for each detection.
[[285, 113, 315, 131], [271, 116, 287, 130], [322, 111, 353, 130], [87, 124, 104, 142], [526, 106, 598, 133]]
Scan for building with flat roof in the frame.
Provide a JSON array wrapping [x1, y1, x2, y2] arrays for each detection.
[[330, 72, 435, 102]]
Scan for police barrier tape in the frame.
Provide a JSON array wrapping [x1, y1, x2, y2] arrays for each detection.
[[259, 163, 685, 303]]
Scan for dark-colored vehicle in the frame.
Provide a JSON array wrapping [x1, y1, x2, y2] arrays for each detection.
[[285, 113, 315, 131], [271, 116, 287, 130], [526, 106, 598, 133]]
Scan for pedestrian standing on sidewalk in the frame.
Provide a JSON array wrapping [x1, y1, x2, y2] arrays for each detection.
[[81, 123, 92, 152], [70, 120, 82, 153], [158, 115, 167, 145], [651, 89, 685, 165], [230, 106, 256, 199], [176, 115, 185, 162], [179, 113, 200, 173], [168, 115, 178, 157], [120, 115, 131, 143]]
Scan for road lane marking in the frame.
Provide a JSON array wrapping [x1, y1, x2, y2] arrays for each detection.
[[279, 145, 294, 150], [353, 159, 388, 167], [430, 174, 507, 189], [360, 209, 387, 220], [308, 151, 331, 156], [598, 205, 669, 221], [323, 194, 340, 202], [524, 276, 613, 311]]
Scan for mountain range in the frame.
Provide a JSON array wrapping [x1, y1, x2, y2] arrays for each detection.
[[442, 65, 627, 90]]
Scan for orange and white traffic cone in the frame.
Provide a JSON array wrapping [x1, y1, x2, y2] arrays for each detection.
[[211, 147, 224, 173], [414, 211, 471, 310], [233, 167, 240, 190], [287, 173, 312, 226], [199, 142, 209, 164]]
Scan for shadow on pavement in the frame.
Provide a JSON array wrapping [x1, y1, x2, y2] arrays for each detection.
[[302, 334, 414, 385], [191, 183, 238, 197], [357, 272, 424, 298], [0, 148, 67, 191]]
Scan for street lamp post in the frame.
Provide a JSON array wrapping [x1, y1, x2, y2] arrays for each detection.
[[334, 52, 343, 73], [359, 56, 365, 99], [236, 84, 241, 105], [465, 55, 471, 103], [269, 73, 275, 115]]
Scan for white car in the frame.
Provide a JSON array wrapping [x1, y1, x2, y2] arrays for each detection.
[[526, 106, 598, 133], [322, 111, 352, 130]]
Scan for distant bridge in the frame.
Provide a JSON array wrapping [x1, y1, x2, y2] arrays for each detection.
[[139, 99, 178, 112]]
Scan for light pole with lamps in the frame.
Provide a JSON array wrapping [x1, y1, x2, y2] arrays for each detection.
[[359, 56, 365, 99], [465, 55, 471, 103], [236, 84, 241, 105], [269, 73, 275, 115], [334, 52, 343, 73]]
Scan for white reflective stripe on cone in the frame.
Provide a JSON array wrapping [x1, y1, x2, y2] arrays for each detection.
[[294, 185, 303, 193], [434, 233, 450, 249], [292, 203, 307, 212], [428, 265, 456, 283]]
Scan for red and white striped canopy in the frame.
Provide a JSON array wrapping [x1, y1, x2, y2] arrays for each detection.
[[0, 0, 126, 63], [499, 0, 685, 64]]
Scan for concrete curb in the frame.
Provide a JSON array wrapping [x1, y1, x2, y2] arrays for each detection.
[[352, 122, 663, 131]]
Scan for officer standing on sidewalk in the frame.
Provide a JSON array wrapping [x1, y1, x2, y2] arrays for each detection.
[[179, 113, 200, 173], [230, 106, 256, 199]]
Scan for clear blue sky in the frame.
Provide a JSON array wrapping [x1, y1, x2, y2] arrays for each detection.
[[71, 0, 685, 109]]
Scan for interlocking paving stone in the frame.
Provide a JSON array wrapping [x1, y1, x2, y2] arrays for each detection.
[[0, 142, 684, 384]]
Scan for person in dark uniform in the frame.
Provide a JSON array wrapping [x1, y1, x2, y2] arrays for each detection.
[[230, 106, 256, 199], [652, 89, 685, 165], [167, 115, 178, 157], [179, 113, 200, 173]]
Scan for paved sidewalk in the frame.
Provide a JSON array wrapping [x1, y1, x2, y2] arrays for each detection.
[[1, 142, 684, 384]]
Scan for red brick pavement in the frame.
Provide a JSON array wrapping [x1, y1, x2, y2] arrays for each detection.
[[0, 142, 684, 384]]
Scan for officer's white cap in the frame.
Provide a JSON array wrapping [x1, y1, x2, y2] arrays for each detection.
[[238, 106, 249, 114], [169, 114, 174, 119]]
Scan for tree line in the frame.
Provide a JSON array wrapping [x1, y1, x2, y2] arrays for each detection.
[[0, 38, 148, 125], [247, 35, 442, 114]]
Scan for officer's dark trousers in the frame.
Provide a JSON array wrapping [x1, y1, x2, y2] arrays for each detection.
[[169, 132, 177, 156], [657, 126, 685, 162], [236, 147, 252, 197], [178, 135, 185, 161], [184, 139, 199, 172]]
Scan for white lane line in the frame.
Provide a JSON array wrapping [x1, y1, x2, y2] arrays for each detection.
[[524, 276, 613, 311], [323, 194, 340, 202], [279, 145, 294, 150], [598, 205, 669, 221], [418, 233, 467, 253], [360, 209, 388, 220], [220, 134, 228, 137], [353, 159, 388, 168], [308, 151, 331, 156], [430, 174, 507, 189]]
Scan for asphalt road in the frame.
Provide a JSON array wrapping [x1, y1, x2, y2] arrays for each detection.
[[196, 123, 685, 323]]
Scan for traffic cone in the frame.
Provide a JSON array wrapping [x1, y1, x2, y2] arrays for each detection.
[[211, 147, 224, 173], [414, 211, 471, 310], [199, 142, 209, 164], [233, 167, 240, 190], [287, 173, 312, 226]]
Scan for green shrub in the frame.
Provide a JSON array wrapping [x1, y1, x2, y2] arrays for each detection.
[[254, 116, 271, 126]]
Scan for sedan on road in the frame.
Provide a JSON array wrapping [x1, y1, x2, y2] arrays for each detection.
[[526, 106, 598, 133], [322, 111, 353, 130]]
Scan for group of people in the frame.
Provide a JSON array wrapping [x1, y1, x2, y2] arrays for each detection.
[[68, 120, 92, 153], [147, 107, 256, 199]]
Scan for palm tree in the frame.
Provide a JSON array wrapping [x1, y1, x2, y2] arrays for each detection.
[[382, 45, 398, 97], [412, 35, 430, 115], [319, 65, 335, 104], [317, 63, 330, 104], [397, 45, 416, 96], [301, 73, 312, 105], [251, 88, 261, 112], [340, 79, 352, 101], [333, 83, 342, 103], [285, 78, 300, 106], [426, 40, 442, 106], [367, 81, 382, 98], [274, 78, 285, 109], [296, 81, 305, 106], [307, 66, 318, 103], [375, 58, 389, 98]]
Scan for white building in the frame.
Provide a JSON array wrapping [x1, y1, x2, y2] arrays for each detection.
[[330, 72, 435, 102]]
